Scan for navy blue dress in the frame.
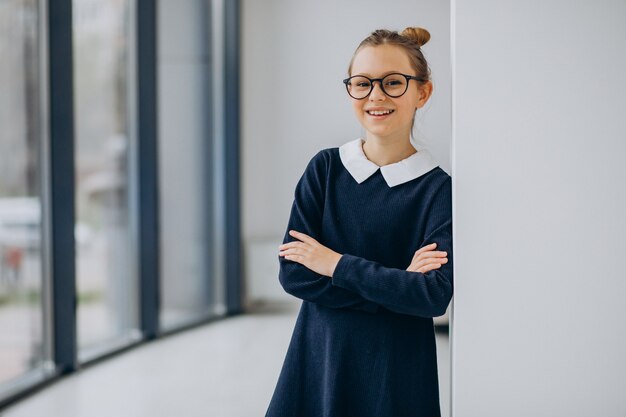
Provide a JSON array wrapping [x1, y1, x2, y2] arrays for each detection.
[[265, 146, 453, 417]]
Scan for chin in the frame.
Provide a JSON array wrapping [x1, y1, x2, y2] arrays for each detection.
[[364, 128, 394, 138]]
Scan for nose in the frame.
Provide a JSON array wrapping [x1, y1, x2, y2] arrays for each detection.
[[369, 81, 386, 101]]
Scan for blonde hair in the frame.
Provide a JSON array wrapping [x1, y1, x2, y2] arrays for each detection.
[[347, 27, 432, 83]]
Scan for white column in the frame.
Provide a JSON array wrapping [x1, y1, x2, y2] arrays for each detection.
[[451, 1, 626, 416]]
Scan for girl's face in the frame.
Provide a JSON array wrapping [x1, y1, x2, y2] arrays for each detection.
[[349, 44, 432, 142]]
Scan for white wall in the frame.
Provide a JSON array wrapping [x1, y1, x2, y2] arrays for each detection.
[[241, 0, 451, 303], [451, 1, 626, 415]]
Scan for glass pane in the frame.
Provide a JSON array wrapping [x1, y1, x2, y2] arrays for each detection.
[[73, 0, 139, 355], [157, 0, 217, 329], [0, 0, 47, 386]]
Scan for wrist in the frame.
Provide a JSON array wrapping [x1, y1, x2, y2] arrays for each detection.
[[328, 253, 343, 278]]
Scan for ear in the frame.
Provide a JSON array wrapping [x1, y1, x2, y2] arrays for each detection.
[[415, 81, 433, 109]]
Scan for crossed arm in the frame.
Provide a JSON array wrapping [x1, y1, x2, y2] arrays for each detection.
[[280, 232, 445, 279], [278, 153, 453, 318], [279, 228, 451, 317]]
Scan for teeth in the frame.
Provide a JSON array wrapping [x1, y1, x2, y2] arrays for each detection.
[[367, 109, 393, 115]]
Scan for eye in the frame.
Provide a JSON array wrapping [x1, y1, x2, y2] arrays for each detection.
[[348, 76, 371, 87]]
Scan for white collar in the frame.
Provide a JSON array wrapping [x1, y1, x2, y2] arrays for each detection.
[[338, 138, 439, 187]]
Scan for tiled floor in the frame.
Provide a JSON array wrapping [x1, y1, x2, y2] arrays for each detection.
[[2, 301, 450, 417]]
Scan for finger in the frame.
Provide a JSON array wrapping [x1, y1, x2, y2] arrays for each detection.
[[417, 250, 448, 260], [415, 243, 437, 254], [288, 230, 317, 244], [284, 254, 303, 263], [413, 252, 447, 262], [411, 251, 447, 267], [408, 262, 440, 273], [279, 247, 304, 257], [412, 257, 447, 270], [419, 257, 448, 267], [412, 243, 438, 261], [420, 260, 444, 271], [419, 263, 442, 273], [408, 257, 447, 272], [279, 241, 305, 250]]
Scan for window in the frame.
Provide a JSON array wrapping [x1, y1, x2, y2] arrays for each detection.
[[0, 0, 54, 399], [72, 0, 141, 359]]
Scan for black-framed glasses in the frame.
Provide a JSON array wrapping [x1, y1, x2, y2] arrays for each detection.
[[342, 72, 424, 100]]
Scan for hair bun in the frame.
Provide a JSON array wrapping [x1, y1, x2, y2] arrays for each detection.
[[400, 27, 431, 47]]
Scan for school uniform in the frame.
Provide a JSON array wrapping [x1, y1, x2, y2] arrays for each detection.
[[265, 137, 453, 417]]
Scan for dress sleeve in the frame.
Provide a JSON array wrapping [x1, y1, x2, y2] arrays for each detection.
[[330, 176, 453, 318], [278, 151, 379, 314]]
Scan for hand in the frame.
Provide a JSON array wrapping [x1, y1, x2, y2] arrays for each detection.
[[406, 242, 448, 273], [278, 230, 342, 278]]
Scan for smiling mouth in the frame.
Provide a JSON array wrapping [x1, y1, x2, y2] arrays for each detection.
[[366, 109, 395, 116]]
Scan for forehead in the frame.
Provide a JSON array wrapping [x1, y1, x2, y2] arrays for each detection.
[[351, 44, 413, 76]]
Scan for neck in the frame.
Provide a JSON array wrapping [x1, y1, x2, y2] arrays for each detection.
[[361, 131, 417, 166]]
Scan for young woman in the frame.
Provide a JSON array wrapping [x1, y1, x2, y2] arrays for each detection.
[[265, 27, 453, 417]]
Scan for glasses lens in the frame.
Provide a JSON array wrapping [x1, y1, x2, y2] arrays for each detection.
[[346, 76, 371, 99], [381, 74, 408, 97]]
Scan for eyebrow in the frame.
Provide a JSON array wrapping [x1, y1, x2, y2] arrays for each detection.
[[352, 70, 404, 78]]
